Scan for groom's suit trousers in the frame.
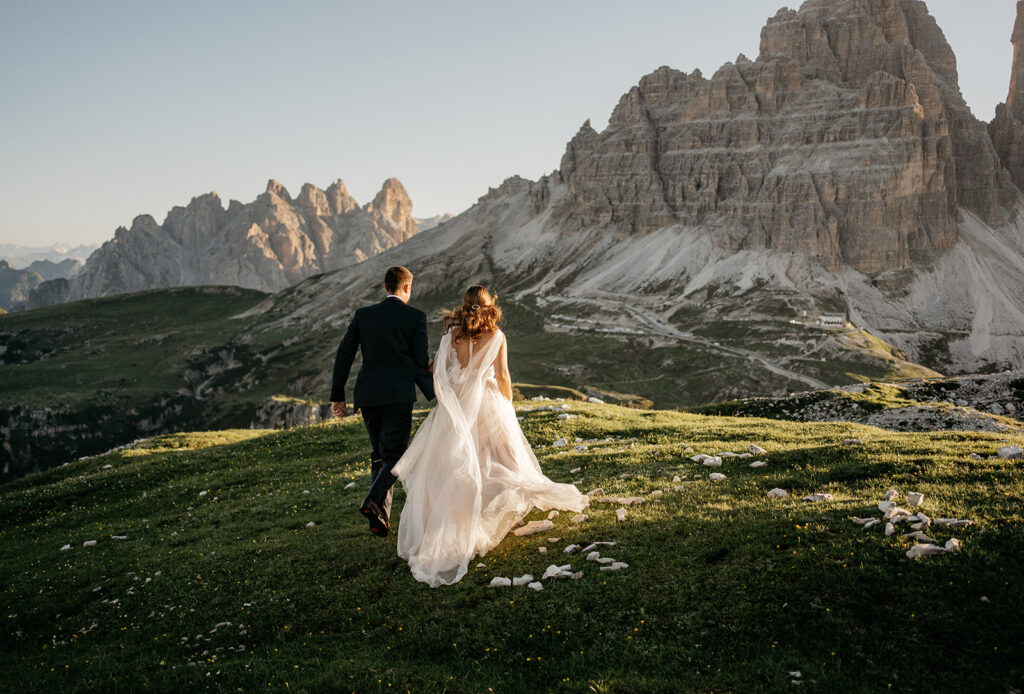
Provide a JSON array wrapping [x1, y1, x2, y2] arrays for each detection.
[[361, 402, 413, 520]]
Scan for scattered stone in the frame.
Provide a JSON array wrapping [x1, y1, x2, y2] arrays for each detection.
[[527, 581, 543, 591], [586, 488, 604, 496], [906, 544, 948, 559], [569, 467, 582, 474], [547, 510, 560, 520], [917, 512, 931, 525], [903, 530, 936, 543], [557, 413, 578, 420], [571, 571, 584, 580], [302, 490, 310, 495], [571, 514, 589, 524], [616, 508, 628, 522], [102, 464, 113, 470], [305, 521, 316, 528], [944, 538, 962, 553], [703, 456, 723, 467], [749, 460, 767, 468], [885, 522, 895, 536], [749, 444, 767, 455], [980, 595, 989, 603], [586, 551, 601, 562], [513, 520, 555, 537], [60, 544, 71, 551], [878, 500, 895, 512], [672, 475, 682, 483], [83, 540, 97, 547], [803, 493, 834, 502], [883, 489, 898, 501], [574, 445, 589, 452], [709, 472, 727, 482], [542, 564, 574, 580], [690, 454, 710, 463], [863, 519, 881, 529], [907, 492, 925, 506], [111, 535, 128, 540], [199, 491, 208, 497], [552, 438, 567, 447], [841, 438, 863, 445], [595, 557, 615, 564], [997, 446, 1023, 459], [910, 521, 929, 530], [596, 496, 645, 505], [738, 452, 752, 459], [718, 451, 739, 457], [934, 518, 974, 528], [344, 482, 356, 490], [588, 397, 605, 404], [884, 506, 911, 520], [600, 562, 629, 572], [850, 517, 876, 525], [767, 488, 788, 498], [581, 542, 616, 552], [969, 453, 984, 460], [563, 544, 581, 554], [489, 577, 512, 587], [512, 574, 534, 586], [538, 546, 547, 554], [547, 537, 562, 543], [648, 490, 664, 498], [476, 563, 486, 568]]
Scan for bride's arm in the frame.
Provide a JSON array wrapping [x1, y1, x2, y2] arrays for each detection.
[[493, 334, 513, 401]]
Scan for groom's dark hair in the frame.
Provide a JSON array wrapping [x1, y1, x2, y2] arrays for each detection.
[[385, 266, 414, 293]]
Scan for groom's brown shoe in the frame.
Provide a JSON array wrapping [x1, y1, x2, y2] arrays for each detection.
[[360, 496, 390, 537]]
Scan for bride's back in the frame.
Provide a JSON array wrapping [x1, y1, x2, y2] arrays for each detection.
[[450, 328, 500, 370]]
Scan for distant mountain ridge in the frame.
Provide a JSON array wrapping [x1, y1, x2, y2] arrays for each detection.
[[0, 259, 81, 310], [19, 177, 421, 308], [0, 243, 96, 268]]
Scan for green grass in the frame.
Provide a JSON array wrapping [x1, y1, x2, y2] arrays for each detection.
[[2, 402, 1022, 692]]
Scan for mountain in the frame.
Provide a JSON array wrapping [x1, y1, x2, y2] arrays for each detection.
[[414, 213, 455, 231], [25, 177, 421, 307], [0, 242, 97, 267], [235, 0, 1024, 381], [0, 260, 42, 310], [24, 258, 82, 281]]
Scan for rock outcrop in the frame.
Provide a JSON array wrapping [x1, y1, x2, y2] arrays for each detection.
[[0, 260, 43, 310], [56, 177, 420, 303], [991, 1, 1024, 194], [557, 0, 1017, 277]]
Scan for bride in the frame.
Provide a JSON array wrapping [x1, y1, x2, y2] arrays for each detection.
[[391, 285, 590, 587]]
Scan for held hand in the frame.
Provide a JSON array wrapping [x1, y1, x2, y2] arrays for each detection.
[[331, 401, 347, 418]]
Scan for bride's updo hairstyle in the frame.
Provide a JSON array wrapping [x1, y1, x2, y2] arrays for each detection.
[[442, 285, 502, 341]]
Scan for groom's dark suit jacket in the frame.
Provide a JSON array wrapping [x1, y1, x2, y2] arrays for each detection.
[[331, 297, 436, 408]]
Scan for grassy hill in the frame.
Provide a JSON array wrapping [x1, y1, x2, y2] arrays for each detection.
[[1, 285, 942, 482], [2, 401, 1022, 692]]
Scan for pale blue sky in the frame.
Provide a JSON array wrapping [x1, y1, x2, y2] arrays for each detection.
[[0, 0, 1015, 246]]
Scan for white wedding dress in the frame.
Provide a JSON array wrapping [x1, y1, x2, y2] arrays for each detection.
[[392, 329, 590, 587]]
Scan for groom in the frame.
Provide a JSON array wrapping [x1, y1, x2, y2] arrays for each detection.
[[330, 266, 435, 537]]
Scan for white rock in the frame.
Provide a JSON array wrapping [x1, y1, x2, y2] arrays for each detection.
[[616, 508, 628, 522], [513, 520, 555, 537], [884, 506, 911, 520], [803, 493, 834, 502], [344, 482, 356, 490], [934, 518, 974, 528], [749, 460, 767, 468], [738, 452, 752, 459], [547, 537, 562, 543], [749, 444, 767, 455], [910, 521, 929, 530], [552, 438, 567, 447], [884, 522, 895, 536], [563, 544, 581, 554], [863, 519, 881, 529], [476, 563, 487, 568], [527, 581, 543, 591], [302, 490, 310, 495], [557, 413, 578, 420], [571, 571, 584, 580], [709, 472, 727, 482], [596, 557, 615, 564], [907, 492, 925, 506], [841, 438, 863, 445], [596, 496, 646, 505], [766, 488, 788, 498], [599, 562, 629, 572], [60, 544, 72, 551], [586, 551, 601, 562], [198, 491, 208, 497], [111, 535, 128, 540], [588, 397, 605, 404], [571, 514, 589, 524], [538, 547, 547, 554], [850, 516, 876, 525], [906, 544, 948, 559], [703, 456, 723, 467], [569, 467, 582, 474], [585, 488, 604, 496], [305, 521, 316, 528], [648, 490, 664, 498], [512, 574, 534, 586], [672, 475, 682, 482], [581, 542, 616, 552], [903, 530, 936, 542], [489, 577, 512, 587], [542, 564, 573, 580], [690, 454, 710, 463], [882, 489, 899, 501], [718, 451, 739, 457], [878, 500, 895, 512], [102, 464, 113, 469], [547, 510, 560, 520], [997, 446, 1023, 459], [917, 512, 931, 524], [83, 540, 97, 547], [944, 538, 962, 552]]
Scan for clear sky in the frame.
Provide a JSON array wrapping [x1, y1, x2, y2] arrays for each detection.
[[0, 0, 1015, 247]]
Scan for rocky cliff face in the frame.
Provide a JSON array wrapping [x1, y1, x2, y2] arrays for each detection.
[[557, 0, 1016, 277], [62, 177, 420, 302], [991, 1, 1024, 195], [0, 260, 43, 310]]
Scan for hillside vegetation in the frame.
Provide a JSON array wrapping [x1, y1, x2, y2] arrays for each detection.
[[2, 402, 1022, 692]]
